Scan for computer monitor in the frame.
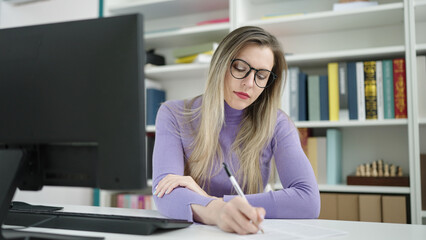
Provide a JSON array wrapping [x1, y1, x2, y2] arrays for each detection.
[[0, 14, 147, 233]]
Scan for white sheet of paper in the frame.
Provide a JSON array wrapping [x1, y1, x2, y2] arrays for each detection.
[[239, 221, 347, 239]]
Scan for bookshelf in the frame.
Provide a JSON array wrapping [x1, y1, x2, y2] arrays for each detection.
[[275, 183, 410, 194], [105, 0, 425, 224]]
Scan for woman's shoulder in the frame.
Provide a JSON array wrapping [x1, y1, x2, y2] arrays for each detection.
[[161, 99, 185, 110], [159, 96, 202, 117], [276, 109, 292, 125], [273, 109, 297, 133]]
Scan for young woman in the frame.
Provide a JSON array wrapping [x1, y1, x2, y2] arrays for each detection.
[[152, 26, 320, 235]]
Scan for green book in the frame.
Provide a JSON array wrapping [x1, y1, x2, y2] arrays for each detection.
[[382, 60, 395, 119], [172, 42, 218, 58], [308, 75, 320, 121], [326, 129, 342, 185]]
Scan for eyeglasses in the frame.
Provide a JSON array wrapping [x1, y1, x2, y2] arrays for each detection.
[[230, 58, 277, 88]]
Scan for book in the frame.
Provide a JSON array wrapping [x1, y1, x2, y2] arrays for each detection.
[[338, 62, 349, 120], [308, 75, 320, 121], [261, 13, 304, 20], [393, 58, 407, 118], [282, 69, 291, 114], [319, 75, 329, 121], [364, 61, 377, 119], [172, 42, 218, 59], [298, 72, 308, 121], [328, 63, 340, 121], [175, 50, 213, 64], [289, 67, 300, 121], [376, 61, 384, 120], [421, 154, 426, 210], [347, 62, 358, 120], [131, 194, 138, 209], [356, 62, 366, 120], [196, 17, 229, 26], [326, 129, 342, 185], [307, 137, 318, 180], [382, 60, 395, 119], [298, 128, 311, 156], [117, 194, 125, 208], [146, 88, 166, 125], [316, 137, 327, 184], [417, 56, 426, 119], [124, 194, 131, 208]]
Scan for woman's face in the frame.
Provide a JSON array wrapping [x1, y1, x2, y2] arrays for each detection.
[[224, 43, 274, 110]]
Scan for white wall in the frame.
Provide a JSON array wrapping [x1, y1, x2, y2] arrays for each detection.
[[2, 0, 99, 206], [0, 0, 98, 29]]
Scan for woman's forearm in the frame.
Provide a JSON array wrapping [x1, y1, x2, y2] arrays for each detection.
[[191, 198, 225, 225]]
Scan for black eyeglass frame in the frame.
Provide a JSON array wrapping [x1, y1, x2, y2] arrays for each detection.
[[229, 58, 277, 89]]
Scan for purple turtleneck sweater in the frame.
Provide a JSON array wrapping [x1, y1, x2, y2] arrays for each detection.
[[152, 98, 320, 222]]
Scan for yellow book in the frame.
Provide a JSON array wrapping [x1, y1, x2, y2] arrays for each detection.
[[175, 50, 213, 64], [328, 62, 339, 121], [175, 54, 198, 64], [261, 13, 304, 20], [307, 137, 318, 181]]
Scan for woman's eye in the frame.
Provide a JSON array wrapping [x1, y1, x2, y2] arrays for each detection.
[[234, 66, 246, 72], [257, 74, 267, 80]]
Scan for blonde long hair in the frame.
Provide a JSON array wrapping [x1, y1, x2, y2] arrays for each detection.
[[184, 26, 287, 194]]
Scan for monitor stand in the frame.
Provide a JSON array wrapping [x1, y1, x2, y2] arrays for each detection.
[[0, 149, 103, 240]]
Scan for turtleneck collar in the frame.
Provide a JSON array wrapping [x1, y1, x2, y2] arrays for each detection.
[[224, 101, 244, 125]]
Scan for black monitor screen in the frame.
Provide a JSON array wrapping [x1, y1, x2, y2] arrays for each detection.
[[0, 14, 146, 191]]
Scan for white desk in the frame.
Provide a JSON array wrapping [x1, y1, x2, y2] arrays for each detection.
[[6, 205, 426, 240]]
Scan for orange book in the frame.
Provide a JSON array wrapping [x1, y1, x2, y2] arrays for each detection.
[[393, 58, 407, 118], [298, 128, 311, 156]]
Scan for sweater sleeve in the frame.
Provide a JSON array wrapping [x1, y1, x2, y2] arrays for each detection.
[[152, 103, 215, 222], [223, 115, 321, 219]]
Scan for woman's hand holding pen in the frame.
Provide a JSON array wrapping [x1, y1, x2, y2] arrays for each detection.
[[209, 197, 265, 235], [154, 174, 210, 198], [154, 174, 265, 235]]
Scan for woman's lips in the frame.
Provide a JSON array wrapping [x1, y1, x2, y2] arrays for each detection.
[[234, 91, 250, 100]]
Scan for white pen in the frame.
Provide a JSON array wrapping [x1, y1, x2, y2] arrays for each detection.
[[223, 162, 264, 234]]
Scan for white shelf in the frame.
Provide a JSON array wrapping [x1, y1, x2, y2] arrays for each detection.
[[417, 43, 426, 54], [244, 3, 403, 36], [109, 0, 228, 21], [145, 23, 229, 49], [145, 63, 209, 81], [274, 183, 410, 194], [142, 119, 407, 133], [318, 184, 410, 194], [287, 46, 405, 66], [295, 119, 408, 128], [422, 211, 426, 218], [420, 118, 426, 125]]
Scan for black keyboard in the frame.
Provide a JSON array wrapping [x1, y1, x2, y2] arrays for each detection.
[[5, 208, 192, 235]]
